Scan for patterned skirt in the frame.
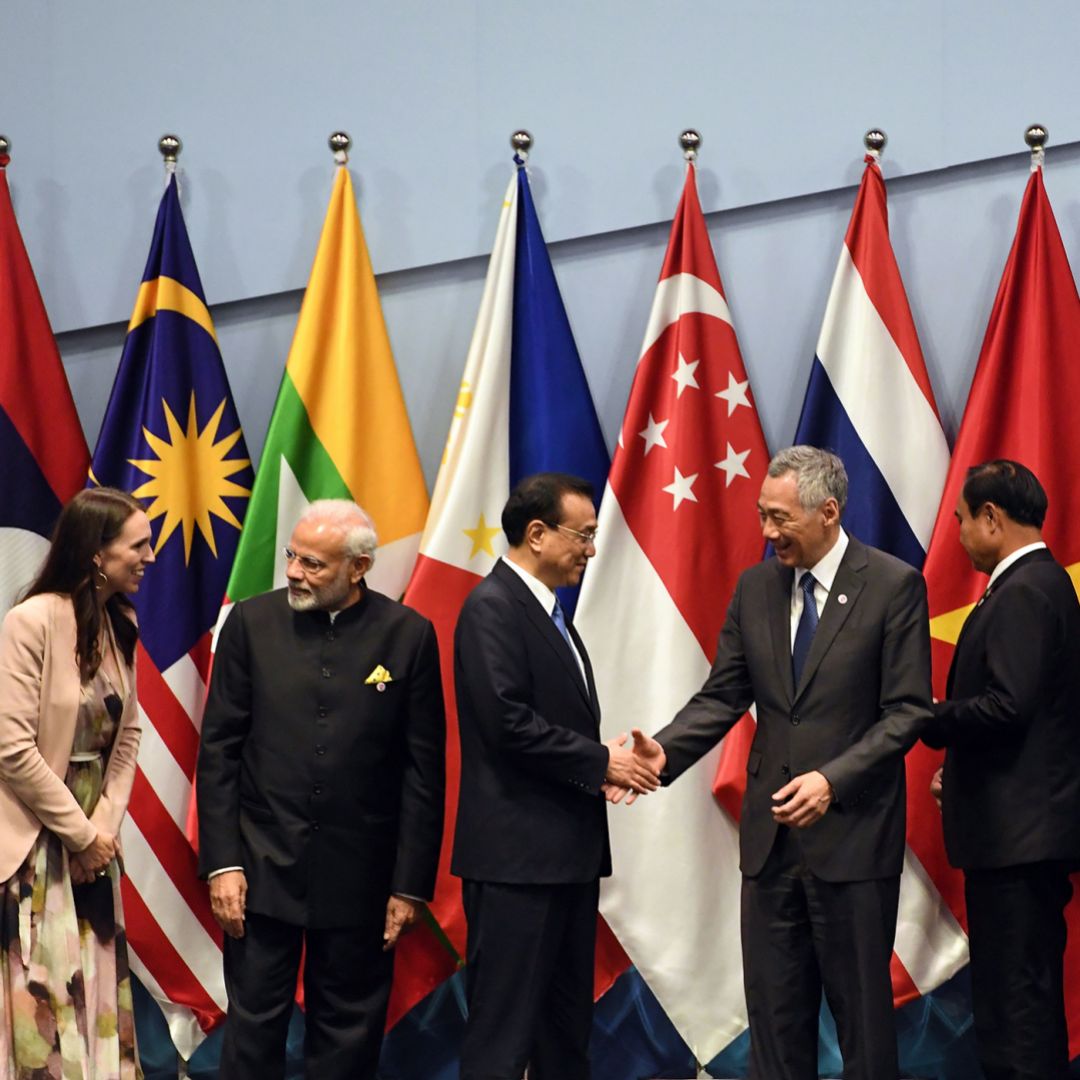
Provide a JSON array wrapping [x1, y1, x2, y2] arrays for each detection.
[[0, 830, 141, 1079]]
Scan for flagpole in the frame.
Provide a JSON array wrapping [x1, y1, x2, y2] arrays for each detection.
[[158, 133, 181, 175], [864, 127, 887, 160], [329, 130, 351, 165], [0, 136, 9, 169], [679, 128, 701, 161], [1025, 123, 1047, 170]]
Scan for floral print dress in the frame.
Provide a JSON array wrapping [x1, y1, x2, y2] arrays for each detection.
[[0, 658, 141, 1079]]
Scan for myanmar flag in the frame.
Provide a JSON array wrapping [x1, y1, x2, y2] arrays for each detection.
[[224, 164, 428, 608]]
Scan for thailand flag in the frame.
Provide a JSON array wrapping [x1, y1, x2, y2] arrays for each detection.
[[0, 151, 88, 613], [791, 152, 966, 1009]]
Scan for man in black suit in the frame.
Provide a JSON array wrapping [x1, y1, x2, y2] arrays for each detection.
[[197, 500, 445, 1080], [623, 446, 933, 1080], [452, 472, 660, 1080], [923, 460, 1080, 1080]]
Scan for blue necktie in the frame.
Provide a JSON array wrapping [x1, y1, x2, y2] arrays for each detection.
[[792, 572, 819, 687], [552, 597, 573, 648]]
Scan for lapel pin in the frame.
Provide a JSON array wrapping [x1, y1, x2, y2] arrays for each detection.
[[376, 682, 387, 693], [837, 594, 848, 605]]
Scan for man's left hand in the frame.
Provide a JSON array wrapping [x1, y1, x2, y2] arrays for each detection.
[[383, 895, 422, 951], [771, 770, 833, 828]]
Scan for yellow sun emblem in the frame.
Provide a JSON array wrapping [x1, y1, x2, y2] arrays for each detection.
[[129, 392, 251, 563]]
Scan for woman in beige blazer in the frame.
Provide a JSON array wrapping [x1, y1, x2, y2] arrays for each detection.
[[0, 487, 154, 1080]]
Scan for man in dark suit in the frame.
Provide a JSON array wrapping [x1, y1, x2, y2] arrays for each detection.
[[623, 446, 933, 1080], [923, 460, 1080, 1080], [452, 472, 660, 1080], [197, 500, 445, 1080]]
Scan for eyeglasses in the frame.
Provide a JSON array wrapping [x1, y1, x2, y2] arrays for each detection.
[[546, 522, 598, 546], [283, 547, 330, 574]]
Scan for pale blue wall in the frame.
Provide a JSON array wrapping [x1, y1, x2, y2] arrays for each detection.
[[5, 1, 1080, 486]]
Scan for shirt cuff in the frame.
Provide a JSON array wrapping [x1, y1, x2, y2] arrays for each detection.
[[208, 866, 244, 879]]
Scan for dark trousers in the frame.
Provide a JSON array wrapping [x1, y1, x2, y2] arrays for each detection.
[[460, 879, 599, 1080], [965, 862, 1075, 1080], [741, 827, 901, 1080], [220, 910, 393, 1080]]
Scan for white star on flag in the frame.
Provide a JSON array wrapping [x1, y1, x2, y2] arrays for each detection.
[[714, 442, 751, 486], [662, 465, 699, 508], [715, 371, 752, 416], [638, 413, 670, 455], [671, 353, 700, 397]]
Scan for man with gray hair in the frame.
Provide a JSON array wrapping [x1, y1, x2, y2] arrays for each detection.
[[625, 446, 933, 1080], [197, 499, 445, 1079]]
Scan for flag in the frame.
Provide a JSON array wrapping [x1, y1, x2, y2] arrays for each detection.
[[0, 152, 88, 613], [223, 163, 428, 610], [574, 162, 769, 1062], [920, 159, 1080, 1058], [90, 175, 253, 1055], [390, 156, 609, 1025], [754, 152, 967, 1011]]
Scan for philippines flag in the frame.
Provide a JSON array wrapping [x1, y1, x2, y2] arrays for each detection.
[[90, 175, 253, 1057], [0, 149, 88, 612], [387, 153, 610, 1032], [575, 161, 769, 1063]]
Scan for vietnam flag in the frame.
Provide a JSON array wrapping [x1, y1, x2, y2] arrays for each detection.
[[0, 148, 88, 614], [919, 159, 1080, 1056]]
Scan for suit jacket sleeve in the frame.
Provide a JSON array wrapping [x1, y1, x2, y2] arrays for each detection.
[[391, 619, 446, 900], [0, 601, 97, 852], [456, 590, 608, 792], [89, 615, 141, 838], [654, 577, 756, 782], [196, 602, 252, 876], [925, 580, 1056, 749], [818, 566, 932, 804]]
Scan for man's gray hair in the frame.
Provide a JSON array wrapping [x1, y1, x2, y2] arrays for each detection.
[[298, 499, 379, 563], [767, 446, 848, 512]]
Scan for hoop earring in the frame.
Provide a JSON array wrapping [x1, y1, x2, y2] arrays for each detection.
[[95, 568, 108, 589]]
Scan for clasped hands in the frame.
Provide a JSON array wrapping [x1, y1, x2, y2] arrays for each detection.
[[602, 729, 665, 805], [70, 830, 117, 885]]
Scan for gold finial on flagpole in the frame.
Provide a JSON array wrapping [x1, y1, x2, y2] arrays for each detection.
[[0, 136, 9, 168], [329, 132, 351, 165], [864, 129, 887, 159], [679, 130, 702, 162], [158, 134, 182, 169], [511, 130, 533, 164], [1025, 124, 1048, 171]]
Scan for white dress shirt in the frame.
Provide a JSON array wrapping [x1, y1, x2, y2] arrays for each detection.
[[789, 528, 850, 651]]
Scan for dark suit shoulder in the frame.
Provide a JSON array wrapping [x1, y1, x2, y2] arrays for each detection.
[[854, 539, 922, 584]]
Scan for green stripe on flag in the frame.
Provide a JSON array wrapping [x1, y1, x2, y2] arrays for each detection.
[[227, 372, 351, 603]]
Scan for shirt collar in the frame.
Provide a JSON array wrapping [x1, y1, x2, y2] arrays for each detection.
[[987, 541, 1047, 589], [501, 555, 558, 614], [798, 527, 849, 593]]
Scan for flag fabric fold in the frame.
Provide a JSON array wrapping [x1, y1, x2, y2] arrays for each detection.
[[920, 161, 1080, 1059], [90, 175, 253, 1056], [391, 159, 610, 1025], [0, 156, 89, 614], [574, 163, 769, 1062], [223, 164, 428, 610]]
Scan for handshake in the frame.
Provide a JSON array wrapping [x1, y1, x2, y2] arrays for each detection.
[[602, 729, 666, 805]]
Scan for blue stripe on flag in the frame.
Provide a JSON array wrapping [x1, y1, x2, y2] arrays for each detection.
[[509, 166, 609, 616], [794, 358, 924, 569], [0, 405, 62, 536]]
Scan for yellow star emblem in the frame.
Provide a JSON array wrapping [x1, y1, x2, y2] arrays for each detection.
[[463, 513, 501, 559], [930, 561, 1080, 646]]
